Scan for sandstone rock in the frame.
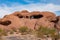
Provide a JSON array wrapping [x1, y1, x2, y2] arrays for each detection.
[[35, 17, 55, 29], [0, 10, 58, 30], [41, 12, 56, 21], [55, 16, 60, 30], [12, 10, 30, 18], [0, 15, 25, 30], [30, 11, 43, 19], [30, 11, 56, 21]]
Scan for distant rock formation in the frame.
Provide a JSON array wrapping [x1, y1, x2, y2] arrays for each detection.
[[0, 10, 60, 30]]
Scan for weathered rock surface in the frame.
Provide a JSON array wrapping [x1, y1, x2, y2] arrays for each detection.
[[55, 16, 60, 30], [0, 10, 60, 30]]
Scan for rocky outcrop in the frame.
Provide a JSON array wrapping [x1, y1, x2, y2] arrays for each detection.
[[0, 10, 60, 30], [55, 16, 60, 30]]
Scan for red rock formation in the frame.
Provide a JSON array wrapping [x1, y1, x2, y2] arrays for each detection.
[[0, 10, 59, 30], [41, 12, 56, 21], [55, 16, 60, 30]]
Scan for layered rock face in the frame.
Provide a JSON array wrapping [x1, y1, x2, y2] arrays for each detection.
[[0, 10, 60, 30]]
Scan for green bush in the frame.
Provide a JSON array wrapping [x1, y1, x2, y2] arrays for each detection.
[[0, 29, 3, 36], [0, 29, 3, 33], [36, 26, 56, 38], [19, 26, 28, 35], [2, 31, 8, 36], [0, 29, 8, 36]]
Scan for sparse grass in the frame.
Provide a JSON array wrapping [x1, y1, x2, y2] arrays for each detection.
[[0, 29, 3, 33], [2, 31, 7, 36], [9, 30, 14, 34], [0, 28, 8, 36], [0, 26, 59, 40], [19, 26, 29, 35], [35, 26, 57, 38], [18, 26, 33, 35]]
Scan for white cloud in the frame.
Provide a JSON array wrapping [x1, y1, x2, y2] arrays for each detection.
[[0, 3, 60, 18]]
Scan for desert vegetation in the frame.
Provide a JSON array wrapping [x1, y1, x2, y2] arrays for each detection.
[[19, 26, 29, 35], [0, 26, 60, 40], [18, 26, 60, 39], [0, 29, 7, 36], [35, 26, 57, 39], [19, 26, 33, 35]]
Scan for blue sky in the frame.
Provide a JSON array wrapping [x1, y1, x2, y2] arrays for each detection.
[[0, 0, 60, 5], [0, 0, 60, 18]]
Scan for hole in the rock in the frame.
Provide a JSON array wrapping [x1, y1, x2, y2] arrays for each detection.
[[0, 20, 11, 26], [16, 14, 23, 18], [19, 16, 23, 18], [30, 15, 43, 19], [26, 16, 29, 18]]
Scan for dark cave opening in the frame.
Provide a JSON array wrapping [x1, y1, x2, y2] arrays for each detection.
[[0, 20, 11, 26], [19, 16, 23, 18], [16, 14, 23, 18], [30, 15, 43, 19], [16, 14, 43, 19], [26, 16, 29, 18]]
